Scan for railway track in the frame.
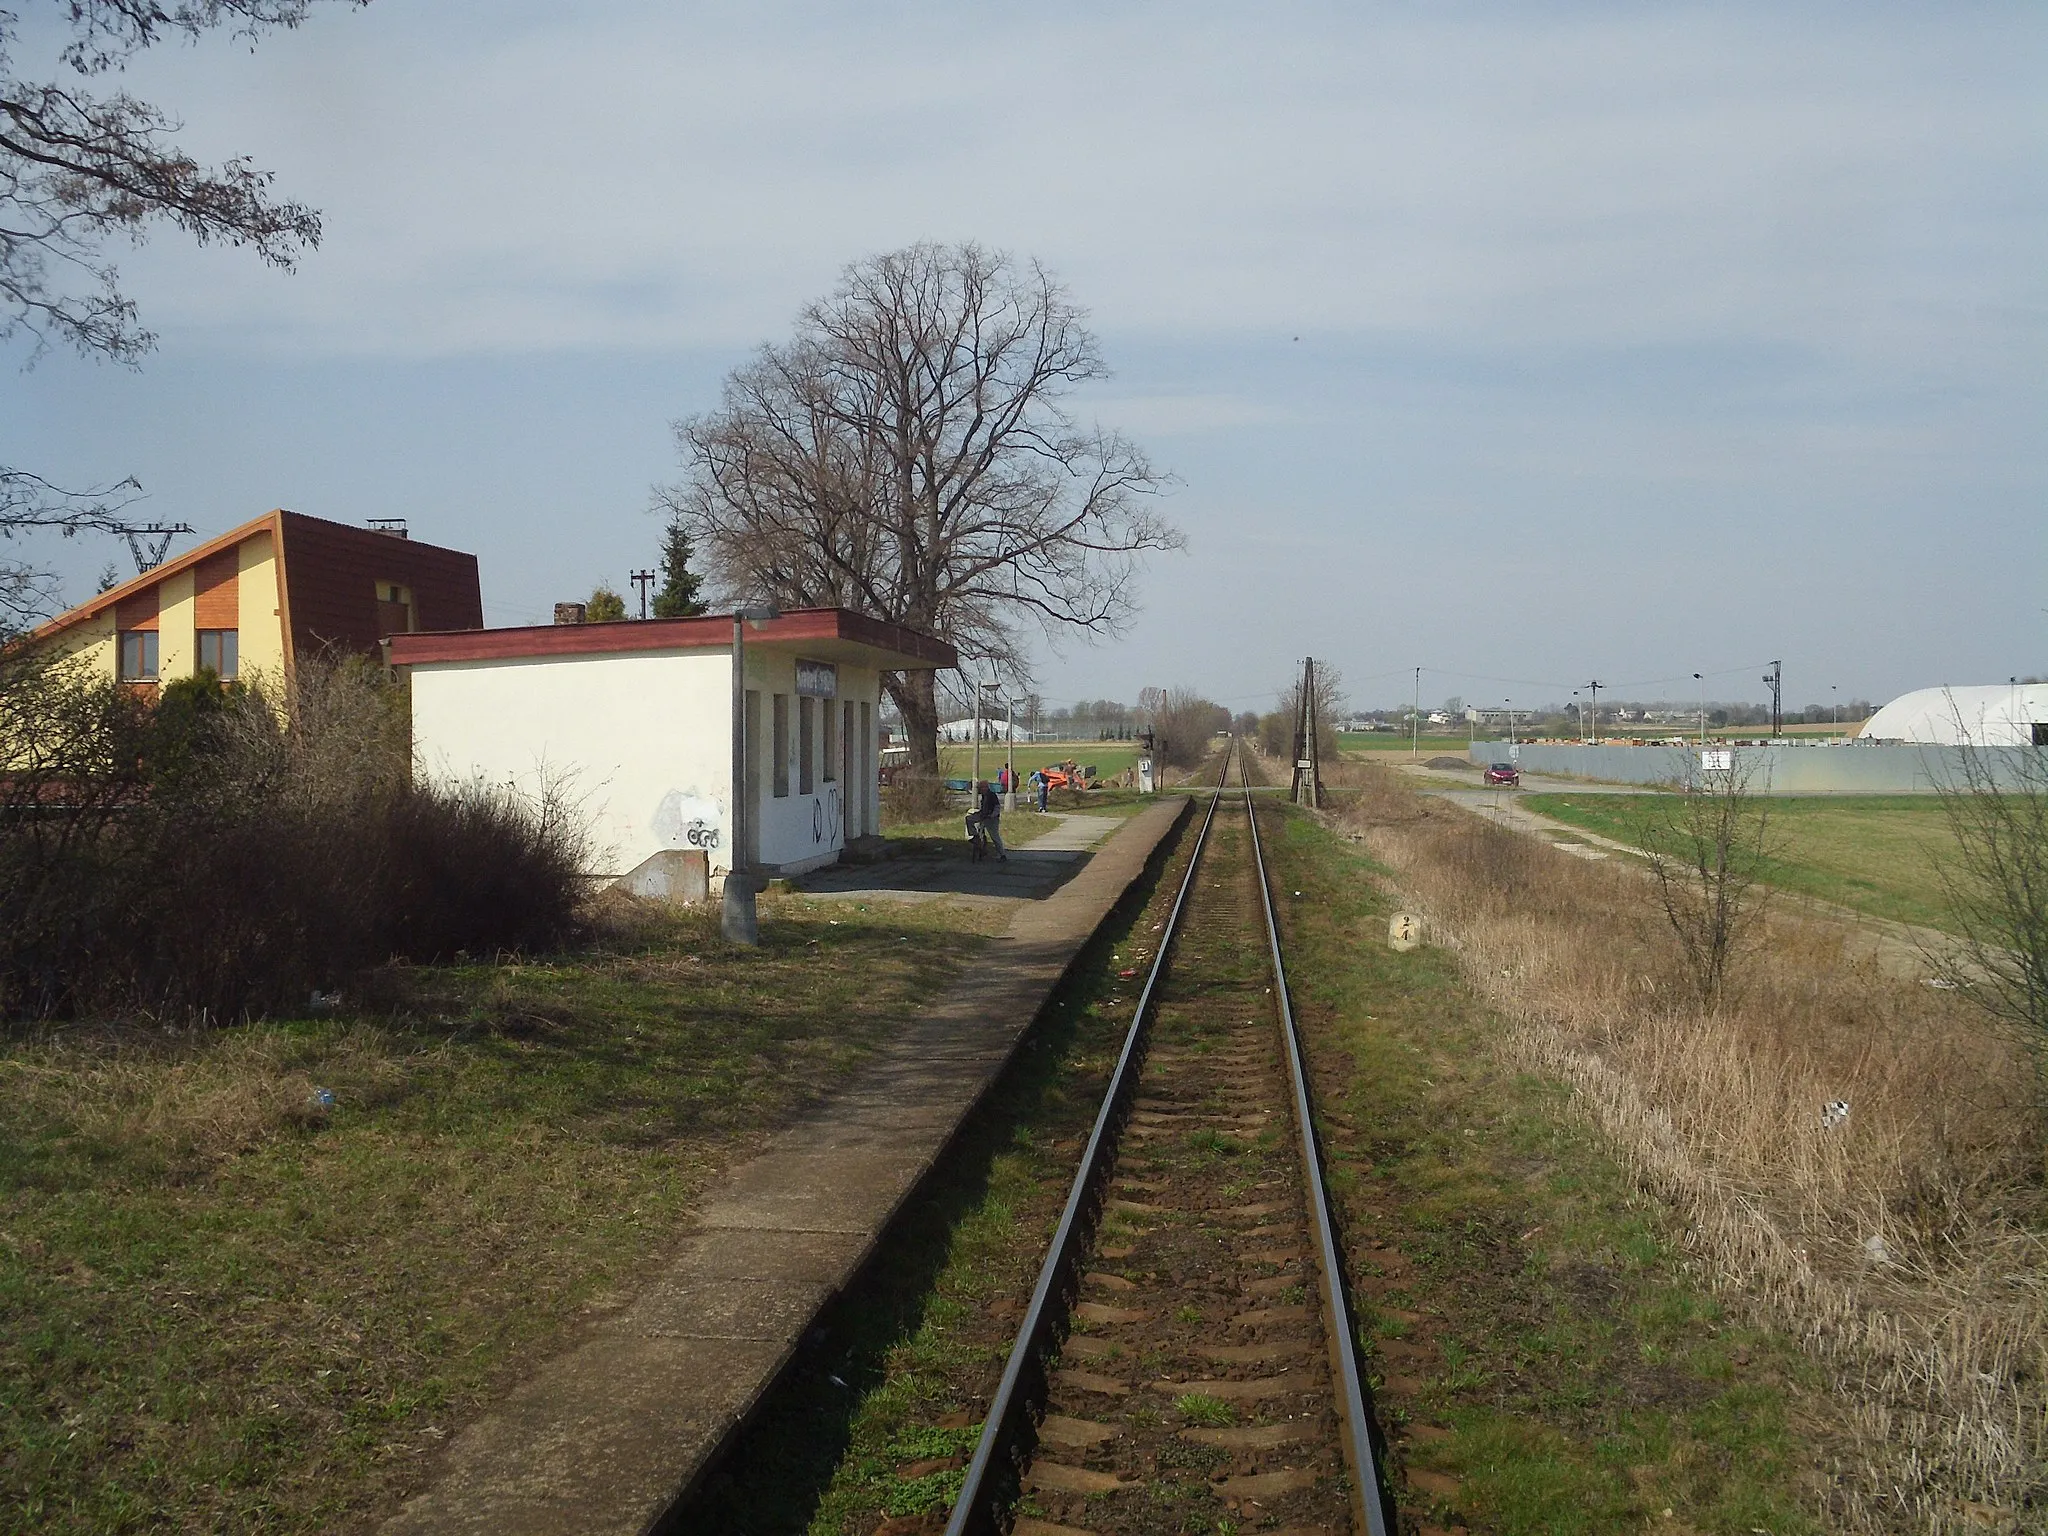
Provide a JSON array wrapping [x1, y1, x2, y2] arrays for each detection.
[[946, 745, 1392, 1536]]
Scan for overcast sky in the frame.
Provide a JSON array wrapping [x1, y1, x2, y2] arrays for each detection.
[[7, 0, 2043, 713]]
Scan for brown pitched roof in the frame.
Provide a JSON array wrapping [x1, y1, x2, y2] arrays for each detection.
[[30, 511, 483, 661]]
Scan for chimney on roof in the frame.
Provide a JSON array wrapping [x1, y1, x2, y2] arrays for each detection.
[[367, 518, 409, 538], [554, 602, 587, 625]]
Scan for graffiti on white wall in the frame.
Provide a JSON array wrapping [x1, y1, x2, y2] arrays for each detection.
[[811, 783, 844, 846], [651, 789, 724, 852]]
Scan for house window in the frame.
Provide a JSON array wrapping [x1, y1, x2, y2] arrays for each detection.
[[118, 630, 159, 681], [375, 582, 415, 638], [823, 700, 839, 783], [799, 696, 816, 795], [772, 694, 790, 797], [197, 629, 239, 679]]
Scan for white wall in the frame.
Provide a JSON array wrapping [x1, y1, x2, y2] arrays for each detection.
[[744, 648, 883, 873], [411, 649, 735, 878]]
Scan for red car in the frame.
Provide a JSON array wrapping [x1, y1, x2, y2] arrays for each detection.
[[1483, 762, 1520, 786]]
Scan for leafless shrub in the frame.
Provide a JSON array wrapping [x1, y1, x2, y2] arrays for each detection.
[[881, 773, 953, 827], [1335, 768, 2048, 1530], [0, 656, 589, 1023], [1152, 687, 1227, 769], [1638, 748, 1776, 1009]]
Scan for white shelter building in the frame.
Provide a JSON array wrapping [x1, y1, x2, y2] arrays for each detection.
[[391, 608, 955, 886], [1861, 684, 2048, 747]]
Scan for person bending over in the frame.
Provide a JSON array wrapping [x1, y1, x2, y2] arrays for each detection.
[[965, 778, 1007, 859]]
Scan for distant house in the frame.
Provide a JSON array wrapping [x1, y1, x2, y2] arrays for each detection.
[[27, 511, 482, 690]]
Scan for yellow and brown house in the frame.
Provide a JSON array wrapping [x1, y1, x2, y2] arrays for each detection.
[[29, 510, 482, 689]]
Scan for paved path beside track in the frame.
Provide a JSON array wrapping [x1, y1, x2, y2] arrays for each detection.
[[377, 797, 1190, 1536], [797, 811, 1126, 904]]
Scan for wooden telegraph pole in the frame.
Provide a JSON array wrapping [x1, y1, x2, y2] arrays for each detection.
[[1290, 656, 1325, 808]]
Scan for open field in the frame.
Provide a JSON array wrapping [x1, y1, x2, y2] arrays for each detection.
[[1524, 792, 1963, 931], [1337, 732, 1480, 756], [0, 897, 998, 1535], [1344, 768, 2047, 1530], [1271, 807, 1821, 1531], [937, 740, 1144, 784]]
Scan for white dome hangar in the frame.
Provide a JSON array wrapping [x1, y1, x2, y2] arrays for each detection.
[[1861, 684, 2048, 747]]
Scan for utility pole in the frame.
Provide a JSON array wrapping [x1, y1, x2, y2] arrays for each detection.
[[1412, 666, 1421, 760], [1694, 672, 1705, 746], [1586, 680, 1603, 746], [971, 682, 984, 787], [1292, 657, 1324, 808], [724, 604, 780, 945], [1005, 696, 1016, 810], [629, 569, 656, 619], [1762, 660, 1782, 737]]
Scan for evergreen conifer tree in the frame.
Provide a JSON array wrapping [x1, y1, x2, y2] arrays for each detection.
[[652, 518, 708, 618]]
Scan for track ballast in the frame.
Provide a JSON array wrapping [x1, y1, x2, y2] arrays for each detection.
[[946, 746, 1392, 1535]]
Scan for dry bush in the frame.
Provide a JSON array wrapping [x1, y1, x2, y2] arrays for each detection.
[[1336, 766, 2048, 1530], [0, 656, 589, 1022], [881, 773, 953, 826], [1153, 687, 1228, 769]]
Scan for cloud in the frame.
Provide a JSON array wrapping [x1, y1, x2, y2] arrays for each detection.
[[1086, 393, 1295, 437], [98, 2, 2045, 370]]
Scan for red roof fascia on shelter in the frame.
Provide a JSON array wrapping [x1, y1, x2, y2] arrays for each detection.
[[388, 607, 957, 672]]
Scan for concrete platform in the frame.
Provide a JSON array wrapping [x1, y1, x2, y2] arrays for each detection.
[[796, 812, 1126, 904], [376, 796, 1191, 1536]]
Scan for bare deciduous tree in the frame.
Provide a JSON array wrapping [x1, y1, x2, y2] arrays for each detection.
[[1152, 686, 1228, 770], [1641, 749, 1776, 1010], [2, 2, 360, 625], [656, 241, 1182, 770]]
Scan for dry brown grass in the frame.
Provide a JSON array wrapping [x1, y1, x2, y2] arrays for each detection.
[[0, 1022, 412, 1179], [1335, 767, 2048, 1532]]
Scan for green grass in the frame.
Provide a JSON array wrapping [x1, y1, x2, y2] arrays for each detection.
[[1263, 805, 1822, 1534], [0, 897, 1000, 1536], [939, 740, 1145, 784], [1523, 792, 1963, 931]]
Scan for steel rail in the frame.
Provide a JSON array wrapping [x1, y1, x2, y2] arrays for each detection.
[[943, 748, 1235, 1536], [1240, 762, 1396, 1534]]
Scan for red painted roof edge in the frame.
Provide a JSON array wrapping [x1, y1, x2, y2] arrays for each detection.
[[388, 607, 956, 670]]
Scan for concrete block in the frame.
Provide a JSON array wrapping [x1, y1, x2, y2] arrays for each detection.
[[616, 848, 709, 904]]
